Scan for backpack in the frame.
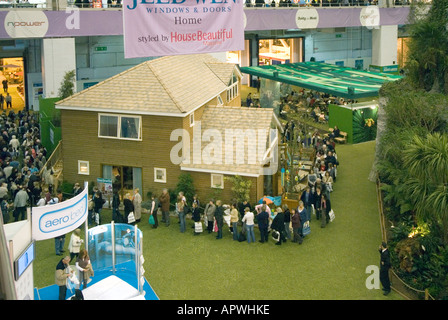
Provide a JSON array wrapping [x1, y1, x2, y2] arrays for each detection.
[[238, 232, 246, 242]]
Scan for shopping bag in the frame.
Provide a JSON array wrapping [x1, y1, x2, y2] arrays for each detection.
[[272, 230, 280, 242], [194, 222, 203, 233], [95, 212, 100, 225], [128, 212, 136, 224], [329, 209, 335, 222], [302, 221, 311, 236], [149, 214, 155, 225], [213, 219, 218, 232]]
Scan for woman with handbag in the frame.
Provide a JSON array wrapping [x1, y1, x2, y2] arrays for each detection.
[[76, 249, 94, 290], [133, 188, 142, 223], [214, 200, 225, 239], [68, 228, 83, 261], [192, 202, 202, 235], [149, 195, 158, 228], [177, 193, 187, 233], [123, 193, 134, 224], [320, 193, 331, 228]]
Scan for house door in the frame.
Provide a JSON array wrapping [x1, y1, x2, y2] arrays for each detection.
[[103, 165, 142, 199]]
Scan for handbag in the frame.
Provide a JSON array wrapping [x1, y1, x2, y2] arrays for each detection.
[[213, 219, 218, 232], [128, 212, 136, 224], [272, 230, 280, 242], [149, 214, 155, 225], [302, 221, 311, 236], [194, 222, 203, 233], [329, 209, 335, 222]]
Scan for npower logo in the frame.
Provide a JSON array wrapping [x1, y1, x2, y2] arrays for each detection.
[[7, 21, 46, 28], [4, 11, 49, 38]]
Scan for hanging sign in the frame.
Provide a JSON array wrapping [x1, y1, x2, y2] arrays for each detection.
[[32, 182, 88, 241], [123, 0, 245, 58]]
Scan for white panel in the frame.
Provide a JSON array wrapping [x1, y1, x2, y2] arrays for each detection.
[[42, 38, 76, 98]]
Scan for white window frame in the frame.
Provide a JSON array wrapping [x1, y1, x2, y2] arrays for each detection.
[[78, 160, 90, 175], [154, 167, 167, 183], [226, 82, 239, 102], [226, 71, 239, 103], [211, 174, 224, 189], [98, 113, 142, 141]]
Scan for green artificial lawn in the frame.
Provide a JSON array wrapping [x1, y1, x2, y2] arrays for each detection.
[[33, 141, 401, 300]]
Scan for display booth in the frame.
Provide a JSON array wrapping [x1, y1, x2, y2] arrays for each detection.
[[2, 181, 158, 300], [328, 100, 378, 144], [81, 222, 150, 300]]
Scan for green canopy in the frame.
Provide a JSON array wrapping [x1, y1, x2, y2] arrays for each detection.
[[240, 62, 402, 99]]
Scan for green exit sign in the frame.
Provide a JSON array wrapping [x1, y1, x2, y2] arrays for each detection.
[[95, 46, 107, 52], [335, 34, 342, 38]]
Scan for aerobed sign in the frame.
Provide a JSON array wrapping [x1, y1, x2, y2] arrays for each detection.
[[32, 182, 88, 241]]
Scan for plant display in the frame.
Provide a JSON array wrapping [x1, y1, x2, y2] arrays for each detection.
[[375, 0, 448, 299]]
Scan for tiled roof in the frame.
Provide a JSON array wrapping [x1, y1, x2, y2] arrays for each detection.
[[56, 54, 237, 115], [181, 106, 277, 177]]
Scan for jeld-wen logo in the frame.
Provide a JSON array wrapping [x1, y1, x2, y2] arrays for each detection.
[[38, 194, 88, 234]]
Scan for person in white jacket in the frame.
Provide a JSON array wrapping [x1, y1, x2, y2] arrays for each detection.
[[68, 229, 83, 261]]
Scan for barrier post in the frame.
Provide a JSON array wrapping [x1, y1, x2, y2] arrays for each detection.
[[111, 221, 116, 274]]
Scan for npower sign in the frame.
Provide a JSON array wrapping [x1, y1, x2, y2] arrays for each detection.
[[32, 182, 88, 241], [4, 11, 49, 38]]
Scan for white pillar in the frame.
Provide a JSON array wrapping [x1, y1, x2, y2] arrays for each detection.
[[241, 40, 250, 85], [371, 25, 398, 67], [41, 38, 77, 98], [290, 38, 302, 63]]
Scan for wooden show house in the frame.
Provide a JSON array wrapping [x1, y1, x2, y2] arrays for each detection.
[[56, 54, 282, 203]]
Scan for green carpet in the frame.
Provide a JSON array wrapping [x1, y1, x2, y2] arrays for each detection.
[[33, 141, 400, 299]]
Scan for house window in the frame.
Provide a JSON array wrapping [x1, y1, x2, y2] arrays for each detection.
[[226, 72, 239, 103], [154, 168, 166, 183], [211, 174, 224, 189], [98, 113, 142, 140], [78, 160, 90, 175], [189, 113, 195, 127], [217, 95, 223, 106]]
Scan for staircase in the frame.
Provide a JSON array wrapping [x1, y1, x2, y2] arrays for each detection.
[[39, 141, 63, 192]]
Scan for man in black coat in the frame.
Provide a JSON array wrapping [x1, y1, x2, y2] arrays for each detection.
[[300, 186, 314, 221], [214, 200, 225, 239], [379, 242, 391, 295], [271, 208, 286, 245], [257, 206, 269, 243]]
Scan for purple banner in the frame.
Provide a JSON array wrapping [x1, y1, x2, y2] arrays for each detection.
[[122, 0, 245, 58], [0, 7, 410, 40]]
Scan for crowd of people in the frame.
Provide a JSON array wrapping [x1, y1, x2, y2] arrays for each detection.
[[0, 109, 57, 225], [118, 126, 340, 245]]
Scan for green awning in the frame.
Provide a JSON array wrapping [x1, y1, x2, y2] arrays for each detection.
[[240, 62, 402, 100]]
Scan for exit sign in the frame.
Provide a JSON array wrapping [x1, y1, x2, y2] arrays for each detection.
[[95, 46, 107, 52], [335, 34, 342, 38]]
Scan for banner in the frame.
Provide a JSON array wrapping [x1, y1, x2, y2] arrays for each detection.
[[122, 0, 245, 58], [32, 182, 88, 241]]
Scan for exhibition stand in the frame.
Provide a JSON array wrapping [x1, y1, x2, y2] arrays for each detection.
[[1, 181, 158, 300]]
